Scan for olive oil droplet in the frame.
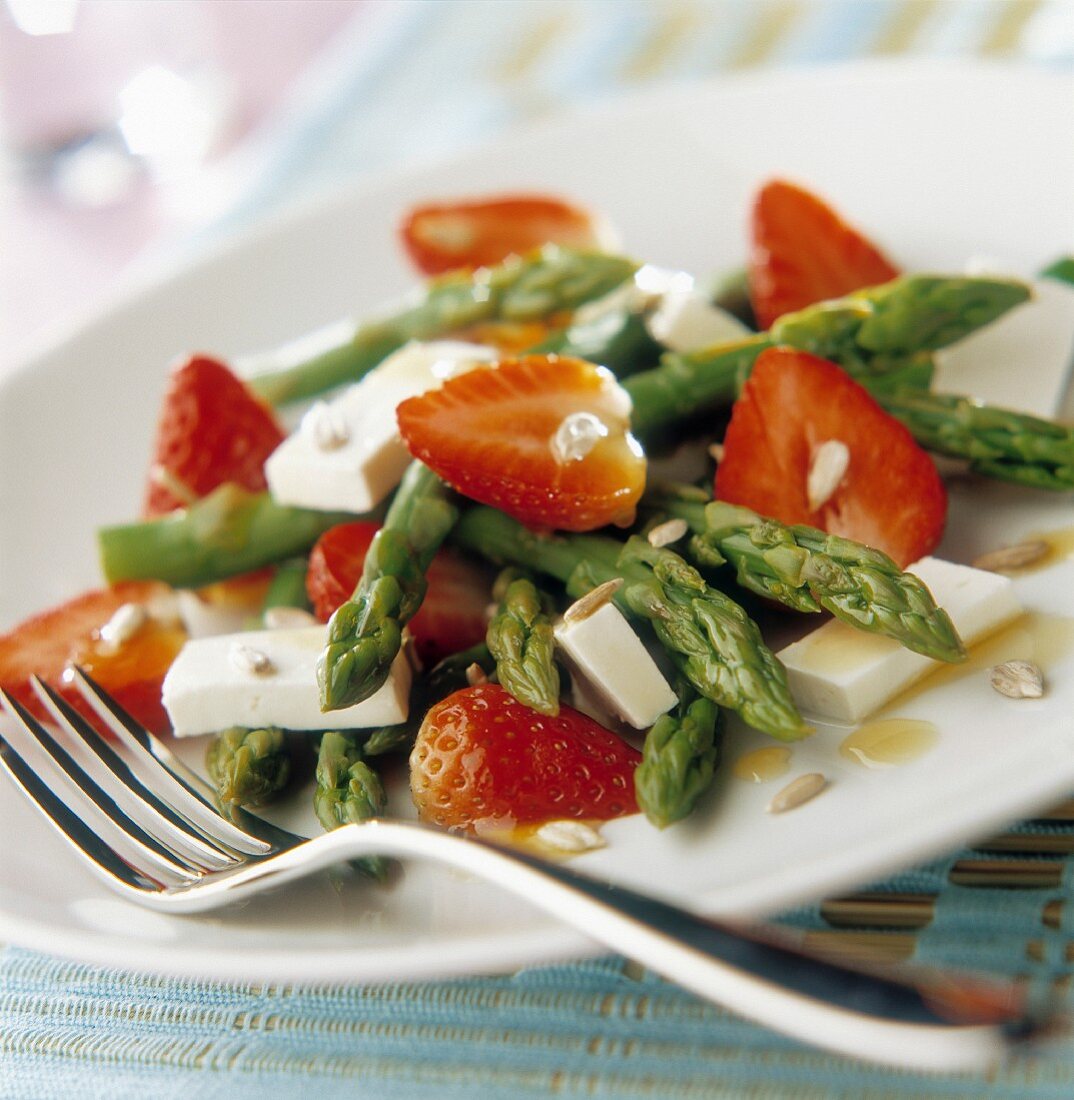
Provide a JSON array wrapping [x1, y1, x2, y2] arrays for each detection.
[[839, 719, 938, 770], [733, 746, 792, 783]]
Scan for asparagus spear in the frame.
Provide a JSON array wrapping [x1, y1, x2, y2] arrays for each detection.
[[486, 569, 560, 716], [319, 462, 458, 711], [205, 726, 291, 816], [360, 642, 494, 758], [634, 688, 722, 829], [261, 557, 312, 616], [647, 487, 965, 662], [875, 390, 1074, 491], [245, 247, 638, 407], [625, 275, 1029, 436], [99, 484, 352, 588], [452, 507, 808, 740], [1041, 256, 1074, 286], [314, 730, 388, 881]]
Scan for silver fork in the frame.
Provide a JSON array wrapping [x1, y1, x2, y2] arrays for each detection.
[[0, 669, 1045, 1073]]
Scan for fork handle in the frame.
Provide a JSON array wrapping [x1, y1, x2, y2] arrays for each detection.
[[206, 821, 1029, 1071]]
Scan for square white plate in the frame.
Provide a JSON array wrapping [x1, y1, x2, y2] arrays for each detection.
[[1, 60, 1072, 982]]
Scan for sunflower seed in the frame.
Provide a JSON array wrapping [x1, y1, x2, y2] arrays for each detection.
[[806, 440, 850, 512], [465, 663, 489, 686], [767, 772, 827, 814], [989, 660, 1044, 699], [229, 643, 275, 677], [972, 540, 1049, 573], [148, 464, 198, 507], [535, 819, 606, 854], [99, 602, 148, 650], [302, 401, 350, 450], [647, 518, 688, 548], [708, 443, 725, 463], [563, 578, 624, 624]]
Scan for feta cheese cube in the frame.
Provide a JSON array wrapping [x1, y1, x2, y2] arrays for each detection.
[[933, 279, 1074, 418], [777, 557, 1022, 724], [162, 625, 411, 737], [554, 602, 677, 728], [264, 340, 495, 513], [646, 289, 750, 352]]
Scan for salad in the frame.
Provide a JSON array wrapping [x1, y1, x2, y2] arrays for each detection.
[[1, 182, 1072, 873]]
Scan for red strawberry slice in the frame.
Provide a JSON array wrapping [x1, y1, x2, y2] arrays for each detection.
[[400, 194, 606, 276], [749, 179, 900, 330], [143, 354, 286, 517], [410, 683, 640, 831], [0, 582, 185, 735], [306, 522, 490, 667], [714, 348, 946, 567], [397, 355, 646, 532]]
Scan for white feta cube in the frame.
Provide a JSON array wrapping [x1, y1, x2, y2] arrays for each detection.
[[554, 602, 677, 729], [777, 557, 1022, 724], [162, 625, 411, 737], [264, 340, 495, 513], [646, 289, 750, 352]]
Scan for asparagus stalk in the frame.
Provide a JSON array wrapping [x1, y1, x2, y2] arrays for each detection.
[[625, 275, 1029, 436], [205, 726, 291, 816], [530, 305, 662, 377], [319, 462, 458, 711], [876, 390, 1074, 491], [314, 730, 388, 881], [1041, 256, 1074, 286], [99, 484, 352, 588], [486, 569, 560, 716], [647, 487, 965, 662], [261, 557, 312, 616], [245, 247, 638, 407], [635, 688, 722, 829], [360, 642, 494, 758], [452, 507, 808, 740]]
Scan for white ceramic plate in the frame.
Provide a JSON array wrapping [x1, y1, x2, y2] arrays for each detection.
[[1, 61, 1073, 983]]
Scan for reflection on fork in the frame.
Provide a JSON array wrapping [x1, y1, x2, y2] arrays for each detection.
[[0, 668, 1046, 1073]]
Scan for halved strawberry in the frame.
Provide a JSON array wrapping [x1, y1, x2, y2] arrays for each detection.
[[143, 354, 286, 517], [714, 348, 946, 567], [749, 180, 900, 330], [306, 522, 490, 667], [400, 194, 607, 276], [397, 355, 646, 532], [0, 582, 185, 735], [410, 683, 640, 831]]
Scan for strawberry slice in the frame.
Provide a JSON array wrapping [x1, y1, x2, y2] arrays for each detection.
[[397, 355, 646, 532], [714, 348, 946, 567], [306, 522, 490, 667], [749, 179, 900, 330], [400, 194, 607, 276], [410, 683, 640, 831], [144, 354, 286, 517], [0, 582, 185, 735]]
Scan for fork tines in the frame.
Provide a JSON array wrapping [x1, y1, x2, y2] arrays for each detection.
[[0, 670, 269, 895]]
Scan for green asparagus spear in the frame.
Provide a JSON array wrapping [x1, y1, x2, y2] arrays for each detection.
[[205, 726, 291, 815], [319, 463, 457, 711], [1041, 256, 1074, 286], [99, 484, 352, 588], [647, 488, 965, 662], [486, 569, 560, 715], [634, 688, 722, 829], [626, 275, 1029, 436], [530, 303, 663, 377], [875, 390, 1074, 491], [246, 247, 638, 407], [314, 730, 388, 881], [452, 507, 808, 740], [360, 643, 494, 758], [261, 557, 312, 617]]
